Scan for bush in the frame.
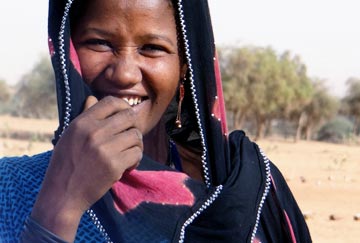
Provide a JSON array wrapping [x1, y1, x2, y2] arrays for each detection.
[[317, 116, 353, 143], [9, 56, 57, 119]]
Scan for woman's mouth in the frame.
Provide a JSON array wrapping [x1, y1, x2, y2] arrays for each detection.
[[122, 96, 148, 107]]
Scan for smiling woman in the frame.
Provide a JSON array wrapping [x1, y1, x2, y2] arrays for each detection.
[[71, 0, 186, 135], [0, 0, 311, 242]]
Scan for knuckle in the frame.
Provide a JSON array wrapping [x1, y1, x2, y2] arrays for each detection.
[[102, 96, 118, 109], [93, 144, 115, 172], [71, 117, 84, 130], [131, 128, 143, 141], [124, 147, 142, 167], [108, 161, 120, 176], [135, 146, 143, 162], [86, 128, 101, 146], [95, 142, 107, 157], [123, 108, 136, 121], [66, 117, 89, 137], [103, 95, 116, 104], [129, 145, 143, 161]]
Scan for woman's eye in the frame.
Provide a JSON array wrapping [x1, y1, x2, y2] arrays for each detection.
[[141, 44, 167, 55], [83, 39, 112, 52]]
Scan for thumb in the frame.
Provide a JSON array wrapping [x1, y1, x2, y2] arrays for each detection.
[[83, 95, 98, 112]]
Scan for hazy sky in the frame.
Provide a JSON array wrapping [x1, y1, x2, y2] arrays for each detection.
[[1, 0, 359, 97]]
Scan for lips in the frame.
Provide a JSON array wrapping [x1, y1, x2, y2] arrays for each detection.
[[122, 96, 143, 106], [96, 91, 149, 107]]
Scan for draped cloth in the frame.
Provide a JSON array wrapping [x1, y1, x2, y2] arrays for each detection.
[[91, 131, 269, 242], [28, 0, 312, 242]]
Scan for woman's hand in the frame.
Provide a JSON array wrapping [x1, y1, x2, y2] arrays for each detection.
[[31, 96, 143, 242]]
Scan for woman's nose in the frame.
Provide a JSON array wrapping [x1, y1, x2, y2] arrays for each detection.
[[104, 53, 142, 88]]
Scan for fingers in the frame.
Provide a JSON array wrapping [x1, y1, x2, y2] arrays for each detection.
[[94, 128, 143, 159], [112, 128, 143, 172], [100, 108, 138, 135], [85, 96, 131, 120], [75, 95, 143, 173], [87, 128, 143, 178], [76, 95, 137, 137], [83, 95, 98, 111], [43, 96, 143, 219], [116, 146, 143, 176], [110, 128, 143, 152]]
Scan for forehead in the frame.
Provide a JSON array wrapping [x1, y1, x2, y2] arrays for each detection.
[[71, 0, 174, 20], [70, 0, 176, 33], [70, 1, 179, 40], [109, 0, 173, 9]]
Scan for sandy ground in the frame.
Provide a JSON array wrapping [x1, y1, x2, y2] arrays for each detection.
[[1, 116, 359, 242], [257, 139, 360, 243], [0, 115, 57, 135], [0, 115, 56, 157]]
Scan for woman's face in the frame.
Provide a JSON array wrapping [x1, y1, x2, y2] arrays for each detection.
[[72, 0, 186, 135]]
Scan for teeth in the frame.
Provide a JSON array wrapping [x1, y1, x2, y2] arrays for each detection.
[[122, 96, 142, 106]]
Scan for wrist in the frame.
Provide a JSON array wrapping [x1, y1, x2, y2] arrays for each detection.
[[31, 179, 85, 242], [21, 216, 69, 243], [31, 200, 83, 242]]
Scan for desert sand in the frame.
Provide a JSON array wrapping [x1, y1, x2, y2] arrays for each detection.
[[257, 139, 360, 243], [1, 115, 359, 242]]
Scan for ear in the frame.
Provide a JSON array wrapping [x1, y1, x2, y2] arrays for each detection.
[[180, 64, 188, 80]]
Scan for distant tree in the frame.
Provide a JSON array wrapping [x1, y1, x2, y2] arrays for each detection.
[[0, 79, 11, 114], [248, 47, 283, 140], [265, 51, 313, 139], [277, 52, 313, 140], [220, 46, 283, 138], [0, 79, 10, 103], [10, 55, 57, 119], [298, 80, 339, 140], [220, 45, 313, 140], [219, 47, 256, 129], [342, 77, 360, 135]]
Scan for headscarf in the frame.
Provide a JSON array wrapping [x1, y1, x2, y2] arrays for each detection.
[[47, 0, 311, 242]]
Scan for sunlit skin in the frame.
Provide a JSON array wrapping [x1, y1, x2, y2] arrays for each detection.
[[30, 1, 187, 242], [72, 0, 186, 135]]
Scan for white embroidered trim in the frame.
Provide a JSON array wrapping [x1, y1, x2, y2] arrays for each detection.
[[58, 0, 73, 135], [176, 0, 211, 188], [87, 209, 113, 243], [178, 185, 223, 243], [175, 2, 226, 242], [250, 149, 272, 242]]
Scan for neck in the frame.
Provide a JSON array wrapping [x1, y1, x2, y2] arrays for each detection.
[[175, 142, 203, 182], [143, 119, 169, 165], [144, 120, 204, 182]]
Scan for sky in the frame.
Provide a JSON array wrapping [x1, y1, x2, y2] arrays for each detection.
[[1, 0, 359, 97]]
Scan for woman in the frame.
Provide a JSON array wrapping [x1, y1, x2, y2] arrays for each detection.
[[0, 0, 311, 242]]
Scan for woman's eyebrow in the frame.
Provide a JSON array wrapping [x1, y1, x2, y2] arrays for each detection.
[[79, 27, 115, 38], [142, 34, 175, 46]]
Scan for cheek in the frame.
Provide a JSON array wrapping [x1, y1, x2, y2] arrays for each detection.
[[151, 59, 181, 94], [153, 72, 179, 104], [77, 51, 107, 85]]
